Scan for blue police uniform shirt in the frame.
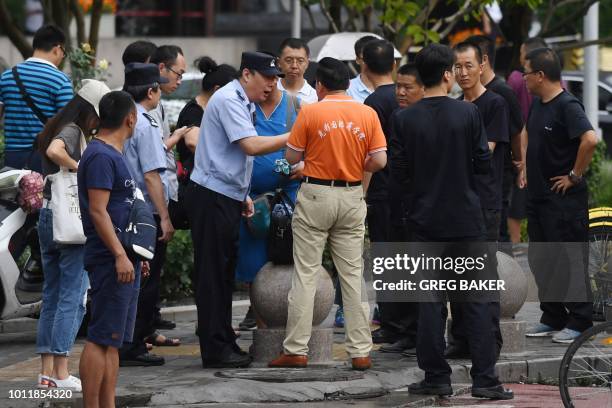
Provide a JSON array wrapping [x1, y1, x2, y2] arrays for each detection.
[[347, 74, 373, 103], [123, 103, 168, 213], [190, 79, 257, 202]]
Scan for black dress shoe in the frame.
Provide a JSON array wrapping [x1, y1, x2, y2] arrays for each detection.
[[472, 384, 514, 400], [380, 337, 416, 353], [371, 328, 401, 344], [154, 318, 176, 330], [120, 353, 165, 367], [408, 380, 452, 396], [444, 344, 471, 359], [202, 351, 252, 368]]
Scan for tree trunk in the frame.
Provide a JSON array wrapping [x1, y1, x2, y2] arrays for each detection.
[[499, 3, 533, 74], [69, 0, 86, 45], [329, 0, 342, 33], [0, 0, 33, 58], [88, 0, 104, 54]]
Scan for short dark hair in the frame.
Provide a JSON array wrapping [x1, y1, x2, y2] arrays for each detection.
[[99, 91, 135, 130], [354, 35, 377, 57], [397, 63, 423, 85], [466, 35, 495, 66], [525, 47, 561, 82], [279, 38, 310, 57], [454, 41, 483, 64], [150, 45, 184, 67], [362, 39, 395, 75], [523, 37, 548, 54], [316, 57, 349, 91], [197, 56, 238, 92], [123, 83, 160, 103], [122, 40, 158, 66], [415, 43, 455, 88], [32, 24, 66, 52]]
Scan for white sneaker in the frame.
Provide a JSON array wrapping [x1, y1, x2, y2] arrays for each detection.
[[37, 374, 51, 389], [48, 375, 82, 392]]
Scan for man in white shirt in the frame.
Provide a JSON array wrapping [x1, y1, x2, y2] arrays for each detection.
[[277, 38, 318, 104], [347, 35, 377, 103]]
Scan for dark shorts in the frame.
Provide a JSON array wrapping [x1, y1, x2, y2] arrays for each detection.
[[87, 261, 140, 348], [509, 184, 527, 220]]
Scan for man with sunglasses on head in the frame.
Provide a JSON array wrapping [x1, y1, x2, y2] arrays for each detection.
[[0, 24, 73, 172]]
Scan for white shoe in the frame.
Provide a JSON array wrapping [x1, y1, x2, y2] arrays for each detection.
[[48, 375, 82, 392], [37, 374, 51, 389]]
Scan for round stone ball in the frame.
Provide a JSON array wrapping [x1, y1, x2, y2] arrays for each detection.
[[251, 262, 334, 328]]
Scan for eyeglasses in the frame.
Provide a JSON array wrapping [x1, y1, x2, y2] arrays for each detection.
[[166, 66, 183, 80], [522, 70, 540, 77], [58, 44, 66, 57]]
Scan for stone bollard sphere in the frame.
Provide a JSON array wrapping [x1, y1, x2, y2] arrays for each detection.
[[251, 262, 334, 328], [497, 251, 528, 318]]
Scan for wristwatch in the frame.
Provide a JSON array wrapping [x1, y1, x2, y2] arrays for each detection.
[[568, 169, 582, 184]]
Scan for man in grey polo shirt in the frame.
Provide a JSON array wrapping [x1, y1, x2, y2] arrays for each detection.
[[189, 52, 289, 368]]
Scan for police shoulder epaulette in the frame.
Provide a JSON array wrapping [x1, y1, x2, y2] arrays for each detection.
[[142, 112, 159, 128]]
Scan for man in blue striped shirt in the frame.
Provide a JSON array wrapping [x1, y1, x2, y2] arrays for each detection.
[[0, 25, 73, 171]]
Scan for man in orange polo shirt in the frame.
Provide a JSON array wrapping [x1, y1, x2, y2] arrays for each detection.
[[269, 57, 387, 371]]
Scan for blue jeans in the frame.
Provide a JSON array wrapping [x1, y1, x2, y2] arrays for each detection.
[[4, 150, 42, 173], [36, 208, 88, 356]]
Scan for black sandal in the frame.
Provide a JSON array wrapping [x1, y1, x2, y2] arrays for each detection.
[[144, 331, 181, 347]]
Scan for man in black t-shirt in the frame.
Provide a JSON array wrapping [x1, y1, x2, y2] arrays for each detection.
[[363, 41, 419, 354], [466, 35, 525, 253], [448, 42, 508, 360], [522, 48, 598, 343], [392, 43, 512, 400]]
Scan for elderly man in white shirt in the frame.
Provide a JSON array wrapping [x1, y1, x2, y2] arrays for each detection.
[[276, 38, 318, 104]]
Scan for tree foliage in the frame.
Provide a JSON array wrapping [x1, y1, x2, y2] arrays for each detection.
[[302, 0, 608, 57], [0, 0, 104, 59]]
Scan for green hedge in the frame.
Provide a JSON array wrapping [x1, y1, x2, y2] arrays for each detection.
[[160, 230, 194, 300]]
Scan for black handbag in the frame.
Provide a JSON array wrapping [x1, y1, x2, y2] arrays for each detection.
[[268, 189, 295, 265], [117, 189, 157, 261]]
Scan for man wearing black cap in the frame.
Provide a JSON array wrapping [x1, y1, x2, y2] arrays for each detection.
[[189, 52, 289, 368], [119, 62, 173, 366]]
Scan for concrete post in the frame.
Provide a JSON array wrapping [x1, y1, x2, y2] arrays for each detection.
[[291, 0, 301, 38], [583, 2, 600, 138]]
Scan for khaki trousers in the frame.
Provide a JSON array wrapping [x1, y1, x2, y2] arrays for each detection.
[[283, 183, 372, 358]]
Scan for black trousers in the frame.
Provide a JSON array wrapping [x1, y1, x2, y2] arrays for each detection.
[[527, 192, 593, 332], [499, 164, 514, 254], [368, 200, 419, 339], [413, 232, 500, 388], [449, 209, 503, 352], [189, 183, 242, 363], [120, 215, 167, 358]]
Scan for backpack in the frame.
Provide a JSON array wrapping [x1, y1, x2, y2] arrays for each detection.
[[268, 188, 295, 264], [117, 188, 157, 261], [17, 171, 44, 214]]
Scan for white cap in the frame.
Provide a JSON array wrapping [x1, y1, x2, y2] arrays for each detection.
[[77, 79, 111, 116]]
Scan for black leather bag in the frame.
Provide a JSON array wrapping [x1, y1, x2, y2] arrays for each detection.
[[268, 189, 295, 265]]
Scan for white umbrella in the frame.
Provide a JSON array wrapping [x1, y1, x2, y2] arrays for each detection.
[[307, 32, 402, 62]]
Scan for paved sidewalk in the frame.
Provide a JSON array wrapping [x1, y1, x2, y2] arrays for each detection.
[[0, 249, 606, 407]]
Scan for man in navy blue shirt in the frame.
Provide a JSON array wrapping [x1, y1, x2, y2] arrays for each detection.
[[78, 91, 144, 407]]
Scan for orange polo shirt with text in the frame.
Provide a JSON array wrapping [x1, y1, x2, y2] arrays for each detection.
[[287, 94, 387, 182]]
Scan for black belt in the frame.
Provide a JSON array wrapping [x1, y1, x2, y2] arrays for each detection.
[[304, 176, 361, 187]]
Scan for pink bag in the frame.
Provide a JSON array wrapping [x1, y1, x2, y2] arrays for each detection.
[[18, 171, 44, 213]]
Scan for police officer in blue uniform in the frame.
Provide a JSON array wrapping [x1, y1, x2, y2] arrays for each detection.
[[119, 62, 174, 366], [189, 52, 289, 368]]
